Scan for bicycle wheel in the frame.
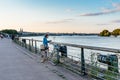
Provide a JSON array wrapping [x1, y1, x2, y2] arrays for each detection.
[[49, 49, 58, 65]]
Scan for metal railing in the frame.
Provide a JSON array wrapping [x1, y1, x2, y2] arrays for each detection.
[[14, 38, 120, 80]]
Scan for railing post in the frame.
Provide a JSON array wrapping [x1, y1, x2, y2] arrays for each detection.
[[20, 40, 22, 46], [35, 40, 37, 53], [25, 39, 27, 48], [81, 48, 85, 75], [32, 38, 33, 47], [56, 45, 60, 64], [21, 39, 24, 47], [29, 40, 31, 51]]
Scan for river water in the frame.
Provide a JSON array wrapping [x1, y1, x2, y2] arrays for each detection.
[[22, 35, 120, 71], [23, 35, 120, 49]]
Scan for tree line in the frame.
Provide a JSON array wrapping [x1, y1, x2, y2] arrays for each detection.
[[0, 29, 18, 34], [2, 29, 120, 37], [99, 28, 120, 37]]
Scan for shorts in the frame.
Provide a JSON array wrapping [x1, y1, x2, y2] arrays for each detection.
[[45, 47, 49, 50]]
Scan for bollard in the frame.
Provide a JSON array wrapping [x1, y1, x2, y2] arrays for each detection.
[[81, 48, 85, 75]]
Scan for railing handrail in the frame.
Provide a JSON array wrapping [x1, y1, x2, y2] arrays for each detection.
[[21, 38, 120, 53], [16, 38, 120, 79]]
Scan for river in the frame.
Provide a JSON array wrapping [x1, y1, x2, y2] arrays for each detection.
[[22, 35, 120, 49], [22, 35, 120, 71]]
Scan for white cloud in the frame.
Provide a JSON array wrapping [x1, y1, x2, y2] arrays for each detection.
[[80, 3, 120, 16]]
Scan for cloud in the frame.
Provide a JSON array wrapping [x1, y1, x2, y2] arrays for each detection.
[[112, 20, 120, 23], [46, 18, 74, 24], [80, 3, 120, 16], [80, 12, 108, 16]]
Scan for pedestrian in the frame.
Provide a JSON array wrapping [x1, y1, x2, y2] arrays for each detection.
[[11, 34, 15, 40], [0, 34, 4, 39], [40, 34, 51, 63]]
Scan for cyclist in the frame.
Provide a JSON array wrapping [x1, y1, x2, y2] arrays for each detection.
[[41, 34, 51, 63]]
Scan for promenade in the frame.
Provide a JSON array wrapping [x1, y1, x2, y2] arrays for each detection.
[[0, 38, 88, 80]]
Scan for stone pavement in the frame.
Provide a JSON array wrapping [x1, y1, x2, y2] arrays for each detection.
[[0, 38, 89, 80]]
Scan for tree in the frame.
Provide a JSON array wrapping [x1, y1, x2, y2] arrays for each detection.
[[1, 29, 18, 34], [99, 30, 111, 37], [112, 29, 120, 37]]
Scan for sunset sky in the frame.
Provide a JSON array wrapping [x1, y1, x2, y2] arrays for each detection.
[[0, 0, 120, 33]]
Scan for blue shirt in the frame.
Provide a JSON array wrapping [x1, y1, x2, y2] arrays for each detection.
[[43, 37, 49, 48]]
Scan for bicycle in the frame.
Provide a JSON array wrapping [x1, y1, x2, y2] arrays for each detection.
[[48, 44, 60, 65]]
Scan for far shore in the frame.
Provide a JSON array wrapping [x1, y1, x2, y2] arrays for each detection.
[[21, 32, 99, 37]]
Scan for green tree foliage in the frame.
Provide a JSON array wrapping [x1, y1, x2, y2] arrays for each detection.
[[99, 30, 111, 37], [112, 29, 120, 37], [1, 29, 18, 34], [100, 28, 120, 37]]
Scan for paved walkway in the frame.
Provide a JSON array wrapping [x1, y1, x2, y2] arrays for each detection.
[[0, 38, 89, 80], [0, 39, 66, 80]]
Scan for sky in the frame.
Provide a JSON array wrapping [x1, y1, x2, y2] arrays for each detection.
[[0, 0, 120, 33]]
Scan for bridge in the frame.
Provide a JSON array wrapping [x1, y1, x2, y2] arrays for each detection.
[[0, 38, 89, 80]]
